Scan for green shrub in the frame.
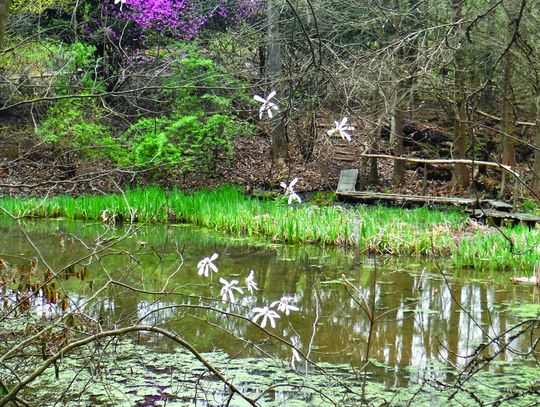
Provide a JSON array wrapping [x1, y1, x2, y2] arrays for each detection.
[[38, 99, 119, 159]]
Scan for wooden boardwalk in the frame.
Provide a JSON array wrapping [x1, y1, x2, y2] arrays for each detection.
[[335, 169, 540, 227]]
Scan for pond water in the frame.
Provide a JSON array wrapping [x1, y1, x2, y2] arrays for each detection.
[[0, 218, 539, 405]]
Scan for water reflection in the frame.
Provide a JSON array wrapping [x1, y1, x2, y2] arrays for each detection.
[[1, 219, 538, 388]]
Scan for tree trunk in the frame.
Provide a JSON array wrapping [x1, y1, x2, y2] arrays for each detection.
[[267, 0, 288, 164], [391, 105, 405, 185], [0, 0, 10, 48], [369, 127, 379, 184], [501, 29, 516, 168], [450, 0, 470, 191], [533, 95, 540, 199]]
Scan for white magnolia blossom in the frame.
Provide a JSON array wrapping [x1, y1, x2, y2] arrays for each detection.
[[197, 253, 218, 277], [114, 0, 126, 11], [270, 296, 299, 316], [254, 90, 279, 119], [219, 277, 244, 303], [251, 306, 280, 328], [290, 336, 302, 370], [327, 117, 355, 142], [280, 177, 302, 205], [245, 270, 259, 294]]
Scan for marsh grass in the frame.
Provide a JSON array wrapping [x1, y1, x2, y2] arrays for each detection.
[[1, 186, 537, 271]]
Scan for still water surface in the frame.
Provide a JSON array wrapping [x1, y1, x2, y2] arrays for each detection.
[[1, 219, 539, 404]]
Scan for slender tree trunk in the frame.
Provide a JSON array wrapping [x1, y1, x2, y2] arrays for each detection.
[[501, 31, 516, 168], [450, 0, 470, 191], [369, 127, 379, 184], [533, 94, 540, 199], [267, 0, 288, 164], [0, 0, 10, 48], [391, 105, 405, 185]]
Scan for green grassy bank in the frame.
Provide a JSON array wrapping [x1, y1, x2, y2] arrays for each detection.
[[0, 187, 538, 271]]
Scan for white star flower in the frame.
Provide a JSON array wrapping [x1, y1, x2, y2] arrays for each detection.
[[270, 296, 299, 316], [219, 277, 244, 303], [251, 306, 280, 328], [114, 0, 126, 11], [245, 270, 259, 294], [254, 90, 279, 119], [327, 117, 355, 141], [290, 335, 302, 370], [197, 253, 218, 277], [279, 177, 302, 205]]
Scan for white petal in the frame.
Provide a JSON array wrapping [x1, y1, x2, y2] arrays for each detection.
[[198, 268, 204, 276], [219, 277, 227, 285], [210, 263, 218, 273], [267, 109, 273, 119], [252, 313, 262, 323], [269, 317, 276, 328], [210, 253, 218, 261], [290, 177, 298, 188], [254, 95, 266, 103], [261, 315, 268, 328], [268, 90, 276, 99], [340, 117, 348, 127], [270, 301, 279, 308]]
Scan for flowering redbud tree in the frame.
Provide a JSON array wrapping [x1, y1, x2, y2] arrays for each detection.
[[109, 0, 262, 39]]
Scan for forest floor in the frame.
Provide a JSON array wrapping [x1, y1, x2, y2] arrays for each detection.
[[0, 120, 534, 204]]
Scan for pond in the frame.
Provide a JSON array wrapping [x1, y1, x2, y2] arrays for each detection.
[[0, 218, 539, 406]]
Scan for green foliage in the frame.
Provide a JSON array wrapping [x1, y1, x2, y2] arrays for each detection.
[[1, 187, 537, 272], [310, 192, 338, 206], [38, 99, 118, 158], [120, 112, 239, 172], [55, 42, 99, 94], [120, 117, 180, 167], [33, 41, 255, 174], [113, 44, 255, 173]]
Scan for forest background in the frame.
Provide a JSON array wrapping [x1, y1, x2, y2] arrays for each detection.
[[0, 0, 539, 203]]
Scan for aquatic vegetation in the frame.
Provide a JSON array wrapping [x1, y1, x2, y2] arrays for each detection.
[[0, 186, 537, 271]]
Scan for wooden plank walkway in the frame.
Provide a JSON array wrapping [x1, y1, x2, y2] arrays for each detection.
[[336, 190, 478, 207], [470, 209, 540, 227], [335, 169, 540, 227]]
